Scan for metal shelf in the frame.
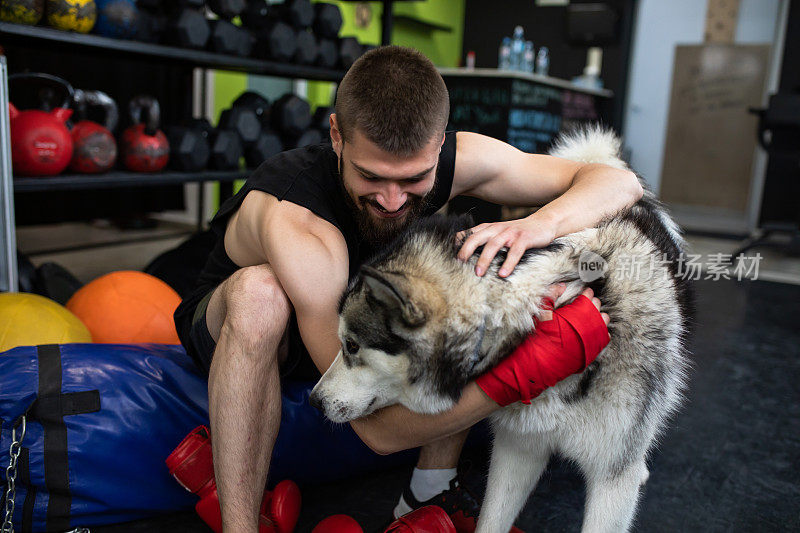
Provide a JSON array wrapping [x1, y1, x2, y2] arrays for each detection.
[[13, 169, 248, 192], [0, 22, 346, 81]]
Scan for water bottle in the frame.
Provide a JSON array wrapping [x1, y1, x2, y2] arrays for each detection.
[[523, 41, 535, 73], [510, 26, 524, 71], [498, 37, 511, 70], [536, 46, 549, 76]]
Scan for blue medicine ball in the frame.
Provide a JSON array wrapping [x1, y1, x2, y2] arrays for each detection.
[[93, 0, 137, 39]]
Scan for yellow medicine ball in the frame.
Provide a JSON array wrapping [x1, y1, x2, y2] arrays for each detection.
[[0, 0, 46, 26], [46, 0, 96, 33], [0, 292, 92, 352]]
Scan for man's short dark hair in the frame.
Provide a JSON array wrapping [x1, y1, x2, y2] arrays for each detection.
[[335, 46, 450, 156]]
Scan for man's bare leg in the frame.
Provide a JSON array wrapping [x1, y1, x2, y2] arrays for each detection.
[[205, 266, 291, 533], [395, 429, 470, 517], [416, 429, 470, 470]]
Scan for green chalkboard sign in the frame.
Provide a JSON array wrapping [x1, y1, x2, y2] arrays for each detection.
[[443, 72, 608, 154]]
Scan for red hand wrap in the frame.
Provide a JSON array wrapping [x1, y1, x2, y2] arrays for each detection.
[[475, 295, 610, 407]]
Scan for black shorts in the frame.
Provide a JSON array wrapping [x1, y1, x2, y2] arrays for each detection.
[[182, 287, 321, 381]]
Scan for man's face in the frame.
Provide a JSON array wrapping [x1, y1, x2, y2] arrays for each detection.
[[331, 116, 444, 247]]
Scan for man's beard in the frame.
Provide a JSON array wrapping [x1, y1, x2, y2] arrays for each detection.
[[338, 151, 437, 248]]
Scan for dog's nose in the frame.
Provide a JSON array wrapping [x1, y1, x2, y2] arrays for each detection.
[[309, 391, 325, 412]]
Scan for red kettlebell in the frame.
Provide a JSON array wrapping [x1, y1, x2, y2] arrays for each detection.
[[8, 73, 74, 177], [69, 89, 118, 173], [120, 95, 169, 172]]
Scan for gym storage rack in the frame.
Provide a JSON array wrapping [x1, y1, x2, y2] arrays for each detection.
[[0, 22, 345, 81], [0, 20, 347, 292]]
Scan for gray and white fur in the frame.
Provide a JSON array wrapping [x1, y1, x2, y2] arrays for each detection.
[[310, 126, 694, 533]]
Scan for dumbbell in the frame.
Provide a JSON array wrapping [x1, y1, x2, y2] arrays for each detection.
[[190, 118, 243, 170], [294, 30, 318, 65], [230, 93, 285, 167], [207, 0, 246, 20], [209, 19, 255, 56], [270, 94, 311, 137], [135, 10, 166, 43], [172, 0, 204, 7], [254, 19, 297, 62], [246, 130, 283, 168], [313, 3, 342, 39], [241, 1, 270, 29], [312, 106, 333, 132], [291, 129, 322, 148], [166, 9, 211, 49], [339, 37, 363, 69], [233, 91, 271, 124], [166, 125, 210, 171], [218, 107, 260, 147], [278, 0, 313, 29], [316, 38, 339, 68]]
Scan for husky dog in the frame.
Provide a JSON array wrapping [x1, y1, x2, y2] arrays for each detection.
[[310, 128, 693, 533]]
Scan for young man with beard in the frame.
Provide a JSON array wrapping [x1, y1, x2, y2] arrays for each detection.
[[174, 45, 641, 532]]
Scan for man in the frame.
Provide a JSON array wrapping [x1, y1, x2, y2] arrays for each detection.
[[174, 46, 642, 532]]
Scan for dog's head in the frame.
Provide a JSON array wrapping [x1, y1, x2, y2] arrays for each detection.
[[309, 216, 498, 423]]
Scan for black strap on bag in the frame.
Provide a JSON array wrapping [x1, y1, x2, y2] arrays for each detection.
[[18, 447, 34, 533], [28, 345, 101, 532]]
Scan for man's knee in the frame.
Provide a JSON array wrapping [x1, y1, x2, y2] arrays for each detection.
[[219, 265, 291, 350]]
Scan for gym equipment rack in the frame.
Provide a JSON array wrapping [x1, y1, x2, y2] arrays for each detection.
[[0, 21, 347, 292]]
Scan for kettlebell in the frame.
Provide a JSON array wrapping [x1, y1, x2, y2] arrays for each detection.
[[46, 0, 96, 33], [69, 89, 118, 173], [8, 73, 75, 177], [0, 0, 45, 25], [121, 95, 169, 172]]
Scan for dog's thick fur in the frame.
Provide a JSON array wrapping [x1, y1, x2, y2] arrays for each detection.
[[310, 127, 693, 532]]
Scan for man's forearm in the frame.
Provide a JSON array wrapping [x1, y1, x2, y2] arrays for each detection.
[[533, 164, 642, 238], [349, 383, 498, 455]]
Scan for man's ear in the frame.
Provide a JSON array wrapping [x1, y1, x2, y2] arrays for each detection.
[[330, 113, 342, 151], [361, 266, 425, 327]]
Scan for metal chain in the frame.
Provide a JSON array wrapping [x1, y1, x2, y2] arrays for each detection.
[[2, 416, 26, 533]]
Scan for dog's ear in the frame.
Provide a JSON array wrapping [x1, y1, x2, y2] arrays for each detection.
[[361, 266, 425, 327]]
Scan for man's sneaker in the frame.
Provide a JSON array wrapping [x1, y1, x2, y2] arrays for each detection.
[[393, 477, 524, 533]]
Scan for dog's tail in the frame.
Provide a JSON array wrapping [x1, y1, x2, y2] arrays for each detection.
[[549, 124, 686, 249], [548, 125, 628, 170]]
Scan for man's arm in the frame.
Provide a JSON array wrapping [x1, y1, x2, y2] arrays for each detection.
[[249, 197, 350, 372], [451, 132, 644, 277]]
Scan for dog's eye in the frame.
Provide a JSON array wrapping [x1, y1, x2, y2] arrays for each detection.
[[345, 338, 360, 354]]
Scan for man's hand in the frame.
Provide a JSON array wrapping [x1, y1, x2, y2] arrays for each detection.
[[475, 285, 611, 407], [456, 215, 557, 278]]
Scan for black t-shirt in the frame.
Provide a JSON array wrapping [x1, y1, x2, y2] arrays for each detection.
[[174, 133, 458, 368]]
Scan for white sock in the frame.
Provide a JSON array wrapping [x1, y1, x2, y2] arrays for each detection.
[[394, 467, 458, 518], [411, 467, 458, 501]]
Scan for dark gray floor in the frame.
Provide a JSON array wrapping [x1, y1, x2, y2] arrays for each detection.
[[295, 279, 800, 532]]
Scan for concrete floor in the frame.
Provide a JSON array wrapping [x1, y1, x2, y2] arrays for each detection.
[[17, 220, 194, 284]]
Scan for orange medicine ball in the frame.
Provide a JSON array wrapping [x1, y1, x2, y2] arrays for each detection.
[[67, 270, 182, 344]]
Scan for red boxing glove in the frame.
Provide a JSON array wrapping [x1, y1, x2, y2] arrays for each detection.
[[312, 514, 363, 532], [476, 294, 610, 407], [166, 426, 301, 533], [384, 506, 456, 532]]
